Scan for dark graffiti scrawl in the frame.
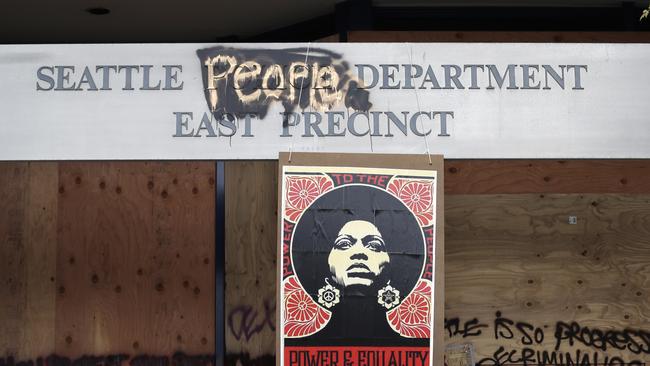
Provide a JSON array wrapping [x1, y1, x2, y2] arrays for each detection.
[[0, 353, 215, 366], [445, 312, 649, 366], [195, 47, 372, 120]]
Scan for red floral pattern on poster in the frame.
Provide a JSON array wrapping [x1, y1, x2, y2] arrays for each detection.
[[284, 175, 334, 222], [283, 275, 331, 337], [387, 179, 434, 226], [386, 280, 432, 338]]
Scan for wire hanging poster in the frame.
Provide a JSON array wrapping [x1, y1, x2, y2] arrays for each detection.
[[278, 157, 440, 366]]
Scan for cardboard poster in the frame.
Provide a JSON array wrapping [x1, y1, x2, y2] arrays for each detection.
[[278, 153, 442, 366]]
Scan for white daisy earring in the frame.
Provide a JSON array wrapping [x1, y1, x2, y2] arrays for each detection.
[[377, 282, 400, 310], [317, 279, 340, 309]]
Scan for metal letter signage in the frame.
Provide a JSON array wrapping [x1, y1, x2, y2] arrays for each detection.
[[1, 43, 650, 159], [277, 153, 445, 366]]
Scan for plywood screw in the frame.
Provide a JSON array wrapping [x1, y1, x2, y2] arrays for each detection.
[[99, 181, 106, 189], [75, 177, 82, 185]]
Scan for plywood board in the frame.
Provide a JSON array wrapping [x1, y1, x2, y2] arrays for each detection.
[[445, 193, 650, 366], [53, 162, 216, 356], [225, 161, 278, 365], [444, 160, 650, 194], [0, 162, 58, 359]]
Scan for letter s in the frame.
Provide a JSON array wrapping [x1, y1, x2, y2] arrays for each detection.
[[36, 66, 55, 90]]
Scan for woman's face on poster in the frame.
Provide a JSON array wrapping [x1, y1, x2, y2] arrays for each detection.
[[328, 220, 390, 288]]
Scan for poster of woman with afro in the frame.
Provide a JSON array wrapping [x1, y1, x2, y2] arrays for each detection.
[[278, 160, 440, 366]]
